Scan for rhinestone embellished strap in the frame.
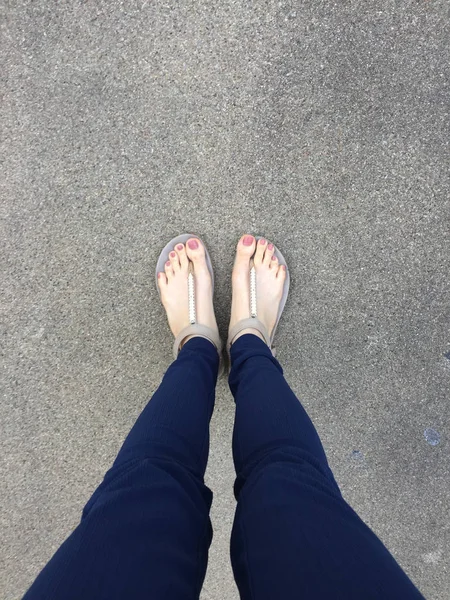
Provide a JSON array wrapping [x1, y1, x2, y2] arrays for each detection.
[[250, 264, 257, 318], [188, 267, 196, 324], [171, 264, 222, 359]]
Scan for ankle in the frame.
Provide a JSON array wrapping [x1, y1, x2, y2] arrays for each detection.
[[231, 327, 266, 345]]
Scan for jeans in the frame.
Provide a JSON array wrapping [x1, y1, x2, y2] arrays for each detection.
[[23, 335, 424, 599]]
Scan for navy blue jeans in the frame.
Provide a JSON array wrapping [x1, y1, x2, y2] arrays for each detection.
[[24, 335, 423, 599]]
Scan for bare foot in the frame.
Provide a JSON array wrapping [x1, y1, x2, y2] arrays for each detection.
[[157, 238, 219, 347], [229, 234, 286, 345]]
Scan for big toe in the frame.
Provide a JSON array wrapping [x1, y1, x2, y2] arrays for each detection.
[[235, 234, 256, 266], [185, 237, 204, 258], [186, 237, 209, 271]]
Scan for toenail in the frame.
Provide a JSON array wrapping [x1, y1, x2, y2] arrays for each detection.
[[282, 265, 286, 270], [170, 251, 176, 257], [188, 239, 199, 250], [157, 272, 162, 278], [243, 235, 254, 246], [268, 243, 274, 250], [177, 244, 184, 250], [272, 255, 277, 260], [259, 238, 266, 245], [165, 260, 171, 267]]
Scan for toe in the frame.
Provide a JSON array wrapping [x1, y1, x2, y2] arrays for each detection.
[[186, 238, 210, 276], [254, 237, 267, 264], [277, 264, 287, 280], [169, 250, 180, 271], [175, 243, 188, 270], [164, 259, 174, 279], [186, 238, 205, 261], [236, 234, 256, 262], [157, 271, 167, 288], [270, 254, 279, 269], [263, 242, 275, 265]]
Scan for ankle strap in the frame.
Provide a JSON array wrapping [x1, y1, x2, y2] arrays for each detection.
[[173, 324, 223, 359], [227, 318, 270, 352]]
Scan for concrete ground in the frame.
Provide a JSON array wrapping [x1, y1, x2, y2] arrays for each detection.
[[2, 1, 449, 598]]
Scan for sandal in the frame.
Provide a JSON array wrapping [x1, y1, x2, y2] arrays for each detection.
[[227, 236, 290, 356], [155, 234, 223, 360]]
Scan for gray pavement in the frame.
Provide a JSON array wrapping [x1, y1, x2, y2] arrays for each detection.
[[2, 1, 449, 598]]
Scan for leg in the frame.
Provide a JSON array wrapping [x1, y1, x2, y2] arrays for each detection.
[[228, 235, 424, 600], [229, 335, 423, 600], [24, 238, 220, 600]]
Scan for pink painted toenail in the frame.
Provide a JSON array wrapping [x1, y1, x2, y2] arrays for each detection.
[[282, 265, 286, 270], [170, 251, 176, 257], [157, 272, 161, 278], [177, 244, 184, 250], [259, 238, 266, 245], [188, 239, 199, 250], [268, 243, 274, 250], [272, 255, 277, 260], [243, 235, 254, 246], [165, 260, 171, 267]]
